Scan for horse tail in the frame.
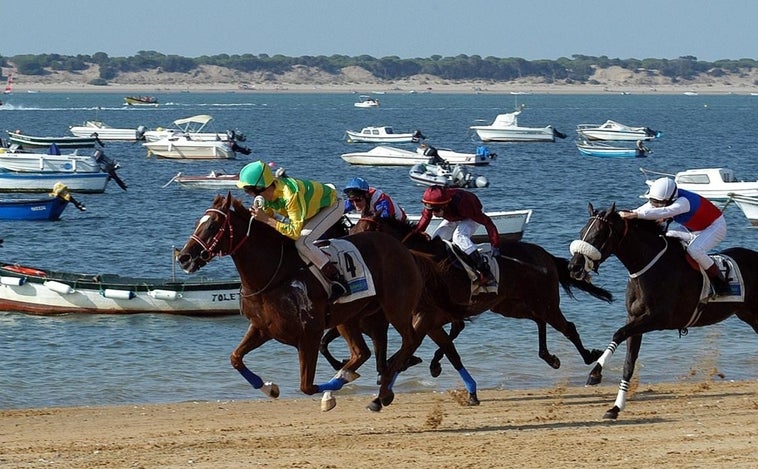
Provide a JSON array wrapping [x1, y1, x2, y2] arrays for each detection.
[[553, 255, 613, 303]]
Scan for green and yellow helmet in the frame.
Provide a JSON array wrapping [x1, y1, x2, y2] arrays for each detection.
[[237, 161, 274, 189]]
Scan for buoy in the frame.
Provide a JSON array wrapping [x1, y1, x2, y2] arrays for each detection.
[[44, 280, 74, 294], [102, 289, 135, 300], [147, 289, 180, 301], [0, 276, 26, 286]]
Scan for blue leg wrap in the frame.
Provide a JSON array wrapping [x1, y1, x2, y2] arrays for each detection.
[[316, 377, 347, 393], [458, 367, 477, 394], [238, 365, 263, 389]]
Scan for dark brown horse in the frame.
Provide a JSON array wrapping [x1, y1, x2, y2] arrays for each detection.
[[176, 193, 426, 412], [321, 214, 613, 404], [568, 203, 758, 419]]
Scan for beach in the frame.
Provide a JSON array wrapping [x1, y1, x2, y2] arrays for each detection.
[[2, 379, 757, 468]]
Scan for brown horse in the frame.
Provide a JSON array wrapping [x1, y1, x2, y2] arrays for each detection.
[[176, 193, 426, 412], [321, 214, 613, 404], [568, 203, 758, 419]]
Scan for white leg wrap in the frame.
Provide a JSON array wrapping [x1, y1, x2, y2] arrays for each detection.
[[613, 379, 630, 411], [596, 342, 617, 368]]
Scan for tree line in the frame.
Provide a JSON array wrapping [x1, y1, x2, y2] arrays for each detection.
[[2, 51, 758, 85]]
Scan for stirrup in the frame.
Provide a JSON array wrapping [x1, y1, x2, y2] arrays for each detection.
[[328, 281, 349, 301]]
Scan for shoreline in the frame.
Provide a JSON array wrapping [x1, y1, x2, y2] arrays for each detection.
[[2, 379, 756, 468], [8, 81, 758, 95]]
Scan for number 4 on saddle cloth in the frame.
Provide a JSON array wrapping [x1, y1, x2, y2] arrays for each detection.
[[698, 254, 745, 303], [312, 239, 376, 304]]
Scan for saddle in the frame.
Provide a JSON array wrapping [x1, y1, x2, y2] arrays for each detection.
[[310, 239, 377, 304], [686, 253, 745, 303], [441, 240, 500, 296]]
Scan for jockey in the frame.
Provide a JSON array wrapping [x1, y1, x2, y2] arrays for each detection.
[[343, 177, 406, 221], [237, 161, 349, 300], [414, 185, 500, 286], [620, 177, 729, 294]]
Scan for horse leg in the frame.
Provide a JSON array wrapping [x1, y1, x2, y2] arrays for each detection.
[[604, 334, 643, 420], [319, 327, 348, 371], [429, 320, 465, 378], [543, 306, 604, 366], [426, 326, 480, 405], [535, 320, 561, 369], [315, 320, 370, 411], [230, 322, 279, 398]]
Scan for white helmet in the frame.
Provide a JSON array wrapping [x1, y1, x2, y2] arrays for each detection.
[[647, 177, 678, 203]]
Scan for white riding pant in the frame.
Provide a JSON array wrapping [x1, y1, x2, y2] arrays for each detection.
[[432, 218, 479, 255], [295, 197, 344, 269], [666, 215, 727, 269]]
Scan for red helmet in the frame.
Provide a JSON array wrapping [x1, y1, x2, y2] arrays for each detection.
[[422, 185, 451, 208]]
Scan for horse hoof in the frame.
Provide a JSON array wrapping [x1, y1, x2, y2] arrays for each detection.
[[548, 356, 561, 369], [430, 362, 442, 378], [603, 406, 620, 420], [586, 373, 602, 386], [367, 398, 382, 412], [261, 382, 280, 398], [380, 392, 395, 407], [468, 393, 480, 406], [321, 395, 336, 412]]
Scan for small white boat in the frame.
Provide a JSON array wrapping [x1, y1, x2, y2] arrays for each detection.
[[725, 193, 758, 226], [0, 171, 111, 193], [144, 136, 237, 160], [345, 126, 425, 143], [354, 95, 380, 108], [0, 262, 241, 316], [641, 167, 758, 201], [0, 149, 105, 173], [409, 163, 489, 188], [470, 108, 564, 142], [69, 121, 146, 142], [346, 209, 533, 243], [576, 140, 650, 158], [166, 170, 239, 189], [142, 115, 245, 143], [576, 120, 661, 141], [341, 145, 490, 166]]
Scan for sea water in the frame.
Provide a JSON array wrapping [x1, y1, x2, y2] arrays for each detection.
[[1, 92, 757, 409]]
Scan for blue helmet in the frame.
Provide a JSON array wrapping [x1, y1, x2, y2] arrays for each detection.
[[343, 177, 369, 194]]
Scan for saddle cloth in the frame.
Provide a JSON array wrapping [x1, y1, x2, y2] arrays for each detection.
[[698, 254, 745, 303], [442, 240, 500, 296], [310, 239, 376, 304]]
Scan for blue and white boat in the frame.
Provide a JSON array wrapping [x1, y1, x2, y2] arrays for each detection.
[[0, 171, 112, 193], [576, 140, 650, 158], [0, 196, 69, 220]]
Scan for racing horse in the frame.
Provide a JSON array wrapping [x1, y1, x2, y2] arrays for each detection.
[[321, 214, 613, 405], [176, 193, 426, 412], [568, 203, 758, 419]]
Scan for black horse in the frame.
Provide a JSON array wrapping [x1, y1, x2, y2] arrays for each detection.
[[321, 214, 613, 405], [568, 203, 758, 419]]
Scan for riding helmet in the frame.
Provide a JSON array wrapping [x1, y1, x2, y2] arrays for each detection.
[[237, 161, 274, 189], [422, 185, 452, 206], [343, 177, 369, 194], [646, 177, 678, 203]]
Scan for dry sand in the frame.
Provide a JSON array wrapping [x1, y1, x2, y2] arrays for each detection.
[[2, 379, 757, 468]]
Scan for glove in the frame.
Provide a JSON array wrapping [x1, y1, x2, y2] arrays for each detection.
[[491, 247, 500, 257]]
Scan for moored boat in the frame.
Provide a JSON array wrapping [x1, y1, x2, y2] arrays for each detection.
[[341, 145, 491, 166], [142, 115, 245, 143], [0, 171, 111, 193], [354, 95, 380, 108], [470, 108, 565, 142], [0, 263, 241, 316], [124, 96, 159, 106], [576, 120, 661, 141], [409, 163, 489, 188], [7, 131, 102, 150], [69, 121, 147, 142], [641, 167, 758, 201], [576, 140, 650, 158], [143, 136, 239, 160], [345, 126, 425, 143], [165, 170, 240, 189], [0, 195, 69, 221], [725, 193, 758, 226]]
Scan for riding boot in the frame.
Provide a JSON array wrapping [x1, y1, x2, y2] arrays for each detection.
[[705, 263, 730, 295], [320, 262, 350, 301], [468, 250, 497, 287]]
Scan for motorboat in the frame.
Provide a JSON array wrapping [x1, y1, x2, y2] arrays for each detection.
[[123, 95, 159, 106], [0, 171, 112, 193], [0, 195, 69, 220], [345, 126, 425, 143], [0, 149, 107, 173], [640, 167, 758, 201], [340, 145, 491, 166], [470, 108, 565, 142], [165, 170, 240, 189], [354, 95, 380, 108], [0, 262, 241, 316], [409, 163, 489, 188], [345, 209, 533, 243], [143, 136, 238, 160], [142, 115, 246, 143], [724, 193, 758, 226], [6, 131, 102, 150], [576, 120, 661, 141], [69, 121, 147, 142], [576, 140, 650, 158]]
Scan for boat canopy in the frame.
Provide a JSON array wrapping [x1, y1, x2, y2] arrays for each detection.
[[492, 111, 520, 127], [174, 115, 213, 126]]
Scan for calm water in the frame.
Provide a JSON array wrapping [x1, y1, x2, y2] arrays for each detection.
[[1, 92, 757, 409]]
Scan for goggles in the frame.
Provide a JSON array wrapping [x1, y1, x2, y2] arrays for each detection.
[[648, 198, 670, 208], [424, 203, 445, 211], [244, 185, 266, 196], [345, 190, 366, 201]]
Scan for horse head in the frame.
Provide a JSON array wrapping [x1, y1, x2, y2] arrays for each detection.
[[568, 202, 625, 281]]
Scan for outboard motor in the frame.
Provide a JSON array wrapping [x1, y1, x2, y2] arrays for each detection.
[[411, 129, 426, 143], [552, 128, 568, 139], [136, 125, 147, 141], [231, 140, 252, 156], [94, 150, 128, 191]]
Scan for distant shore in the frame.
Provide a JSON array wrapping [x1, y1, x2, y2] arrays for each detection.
[[11, 81, 758, 95]]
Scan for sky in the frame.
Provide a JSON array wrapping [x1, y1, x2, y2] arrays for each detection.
[[2, 0, 757, 62]]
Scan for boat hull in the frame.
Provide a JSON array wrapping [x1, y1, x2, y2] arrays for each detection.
[[728, 194, 758, 226], [0, 197, 68, 220], [69, 122, 141, 142], [0, 172, 110, 193], [144, 140, 235, 160], [0, 264, 241, 316], [341, 146, 489, 166], [471, 127, 555, 142], [7, 132, 98, 150], [577, 144, 647, 158]]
